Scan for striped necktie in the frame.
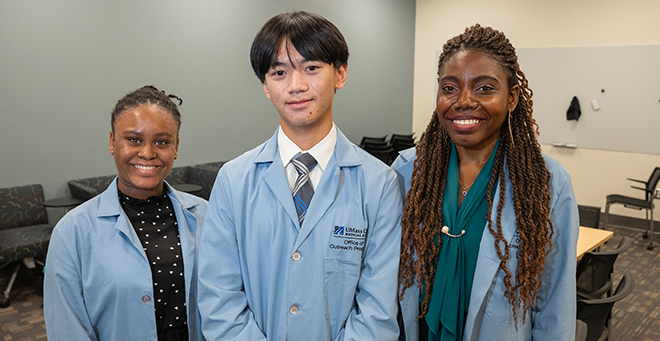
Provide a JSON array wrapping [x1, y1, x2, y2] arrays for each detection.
[[291, 152, 317, 225]]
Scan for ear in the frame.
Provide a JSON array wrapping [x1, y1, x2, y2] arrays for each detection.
[[109, 132, 115, 155], [334, 64, 348, 90], [174, 135, 180, 160], [508, 84, 520, 113], [263, 81, 272, 100]]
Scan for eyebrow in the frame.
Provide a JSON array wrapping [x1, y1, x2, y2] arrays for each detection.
[[121, 130, 174, 138], [440, 75, 501, 83]]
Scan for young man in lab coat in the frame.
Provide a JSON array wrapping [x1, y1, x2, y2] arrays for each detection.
[[197, 11, 402, 341]]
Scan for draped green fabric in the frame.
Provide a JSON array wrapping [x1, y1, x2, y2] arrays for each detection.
[[425, 140, 499, 341]]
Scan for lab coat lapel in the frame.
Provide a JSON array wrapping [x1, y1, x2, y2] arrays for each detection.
[[465, 162, 517, 335], [293, 129, 361, 250], [97, 179, 148, 261], [257, 130, 300, 229]]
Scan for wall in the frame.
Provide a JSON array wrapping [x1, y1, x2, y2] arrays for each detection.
[[413, 0, 660, 218], [0, 0, 415, 221]]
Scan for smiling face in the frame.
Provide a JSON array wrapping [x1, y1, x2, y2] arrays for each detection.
[[263, 40, 347, 146], [436, 49, 519, 152], [109, 103, 179, 200]]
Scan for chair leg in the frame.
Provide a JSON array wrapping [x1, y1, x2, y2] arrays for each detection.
[[648, 207, 654, 251], [1, 263, 21, 308], [643, 210, 650, 239]]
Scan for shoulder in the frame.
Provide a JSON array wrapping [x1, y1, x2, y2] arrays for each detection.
[[542, 154, 575, 205], [170, 189, 208, 211], [344, 143, 399, 185], [543, 154, 571, 186], [218, 140, 270, 177], [391, 147, 417, 173]]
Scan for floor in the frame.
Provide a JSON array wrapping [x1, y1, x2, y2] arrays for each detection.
[[0, 223, 658, 340]]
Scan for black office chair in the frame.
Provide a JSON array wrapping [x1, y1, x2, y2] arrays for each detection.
[[579, 205, 602, 229], [360, 136, 387, 148], [576, 236, 631, 300], [388, 133, 414, 145], [576, 319, 588, 341], [603, 167, 660, 250], [577, 274, 634, 341]]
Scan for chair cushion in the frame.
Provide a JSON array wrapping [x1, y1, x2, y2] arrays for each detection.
[[606, 194, 652, 209], [0, 184, 49, 230], [0, 223, 53, 263]]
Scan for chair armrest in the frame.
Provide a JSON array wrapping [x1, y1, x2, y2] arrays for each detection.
[[630, 185, 653, 193], [627, 178, 646, 184]]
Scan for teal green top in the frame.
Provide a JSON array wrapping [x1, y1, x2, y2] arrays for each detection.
[[425, 140, 499, 341]]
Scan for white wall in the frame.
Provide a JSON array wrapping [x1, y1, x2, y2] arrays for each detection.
[[413, 0, 660, 218]]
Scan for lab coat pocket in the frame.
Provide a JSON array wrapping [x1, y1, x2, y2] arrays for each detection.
[[324, 258, 360, 323], [483, 250, 523, 324]]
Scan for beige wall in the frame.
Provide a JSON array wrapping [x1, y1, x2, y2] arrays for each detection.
[[413, 0, 660, 217]]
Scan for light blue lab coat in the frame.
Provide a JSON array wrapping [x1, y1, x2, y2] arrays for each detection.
[[197, 128, 402, 341], [393, 148, 578, 341], [44, 179, 207, 341]]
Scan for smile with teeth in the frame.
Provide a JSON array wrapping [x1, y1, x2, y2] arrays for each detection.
[[452, 119, 482, 125], [133, 164, 158, 170]]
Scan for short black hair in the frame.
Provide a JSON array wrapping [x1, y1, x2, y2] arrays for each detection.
[[111, 85, 183, 133], [250, 11, 349, 83]]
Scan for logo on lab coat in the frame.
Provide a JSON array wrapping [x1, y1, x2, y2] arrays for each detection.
[[509, 231, 521, 249], [330, 226, 367, 252]]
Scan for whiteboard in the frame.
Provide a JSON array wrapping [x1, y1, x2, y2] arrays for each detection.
[[517, 45, 660, 155]]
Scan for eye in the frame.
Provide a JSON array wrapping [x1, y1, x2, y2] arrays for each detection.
[[155, 140, 169, 146], [476, 85, 495, 91], [306, 65, 319, 72], [128, 137, 141, 144], [271, 70, 285, 77], [441, 85, 457, 92]]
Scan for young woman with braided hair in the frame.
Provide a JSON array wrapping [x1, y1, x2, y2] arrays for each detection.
[[45, 86, 207, 340], [394, 25, 578, 341]]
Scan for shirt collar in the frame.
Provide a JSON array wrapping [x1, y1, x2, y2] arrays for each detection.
[[278, 123, 337, 172]]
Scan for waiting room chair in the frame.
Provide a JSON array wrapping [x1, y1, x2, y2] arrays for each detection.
[[0, 184, 54, 307], [577, 274, 634, 341], [603, 167, 660, 250], [579, 205, 602, 229], [576, 236, 631, 300]]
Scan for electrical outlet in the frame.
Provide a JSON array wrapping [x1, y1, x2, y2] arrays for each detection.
[[656, 189, 660, 199]]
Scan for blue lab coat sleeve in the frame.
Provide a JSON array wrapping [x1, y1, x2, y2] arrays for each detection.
[[44, 227, 97, 340], [196, 166, 267, 341]]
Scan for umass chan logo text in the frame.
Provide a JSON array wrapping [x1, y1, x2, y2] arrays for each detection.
[[329, 226, 367, 252]]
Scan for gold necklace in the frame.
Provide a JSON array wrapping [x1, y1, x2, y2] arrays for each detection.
[[459, 179, 474, 197]]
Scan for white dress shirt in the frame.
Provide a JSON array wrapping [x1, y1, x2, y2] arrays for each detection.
[[278, 124, 337, 192]]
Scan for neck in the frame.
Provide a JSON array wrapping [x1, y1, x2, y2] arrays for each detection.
[[455, 139, 498, 169], [281, 121, 333, 151]]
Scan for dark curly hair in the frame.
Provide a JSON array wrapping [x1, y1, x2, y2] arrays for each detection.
[[398, 24, 554, 326], [111, 85, 183, 133]]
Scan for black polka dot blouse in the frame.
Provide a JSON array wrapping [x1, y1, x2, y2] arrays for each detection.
[[119, 190, 187, 332]]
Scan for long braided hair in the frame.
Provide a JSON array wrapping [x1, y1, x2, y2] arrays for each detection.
[[398, 24, 553, 325]]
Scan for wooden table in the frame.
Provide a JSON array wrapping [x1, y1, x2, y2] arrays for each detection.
[[577, 226, 614, 260]]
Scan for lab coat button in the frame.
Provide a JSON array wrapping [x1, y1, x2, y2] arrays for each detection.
[[289, 305, 299, 314], [142, 295, 152, 303], [292, 251, 301, 261]]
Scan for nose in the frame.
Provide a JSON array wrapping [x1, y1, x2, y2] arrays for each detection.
[[138, 143, 157, 160], [453, 89, 477, 111], [288, 70, 308, 94]]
